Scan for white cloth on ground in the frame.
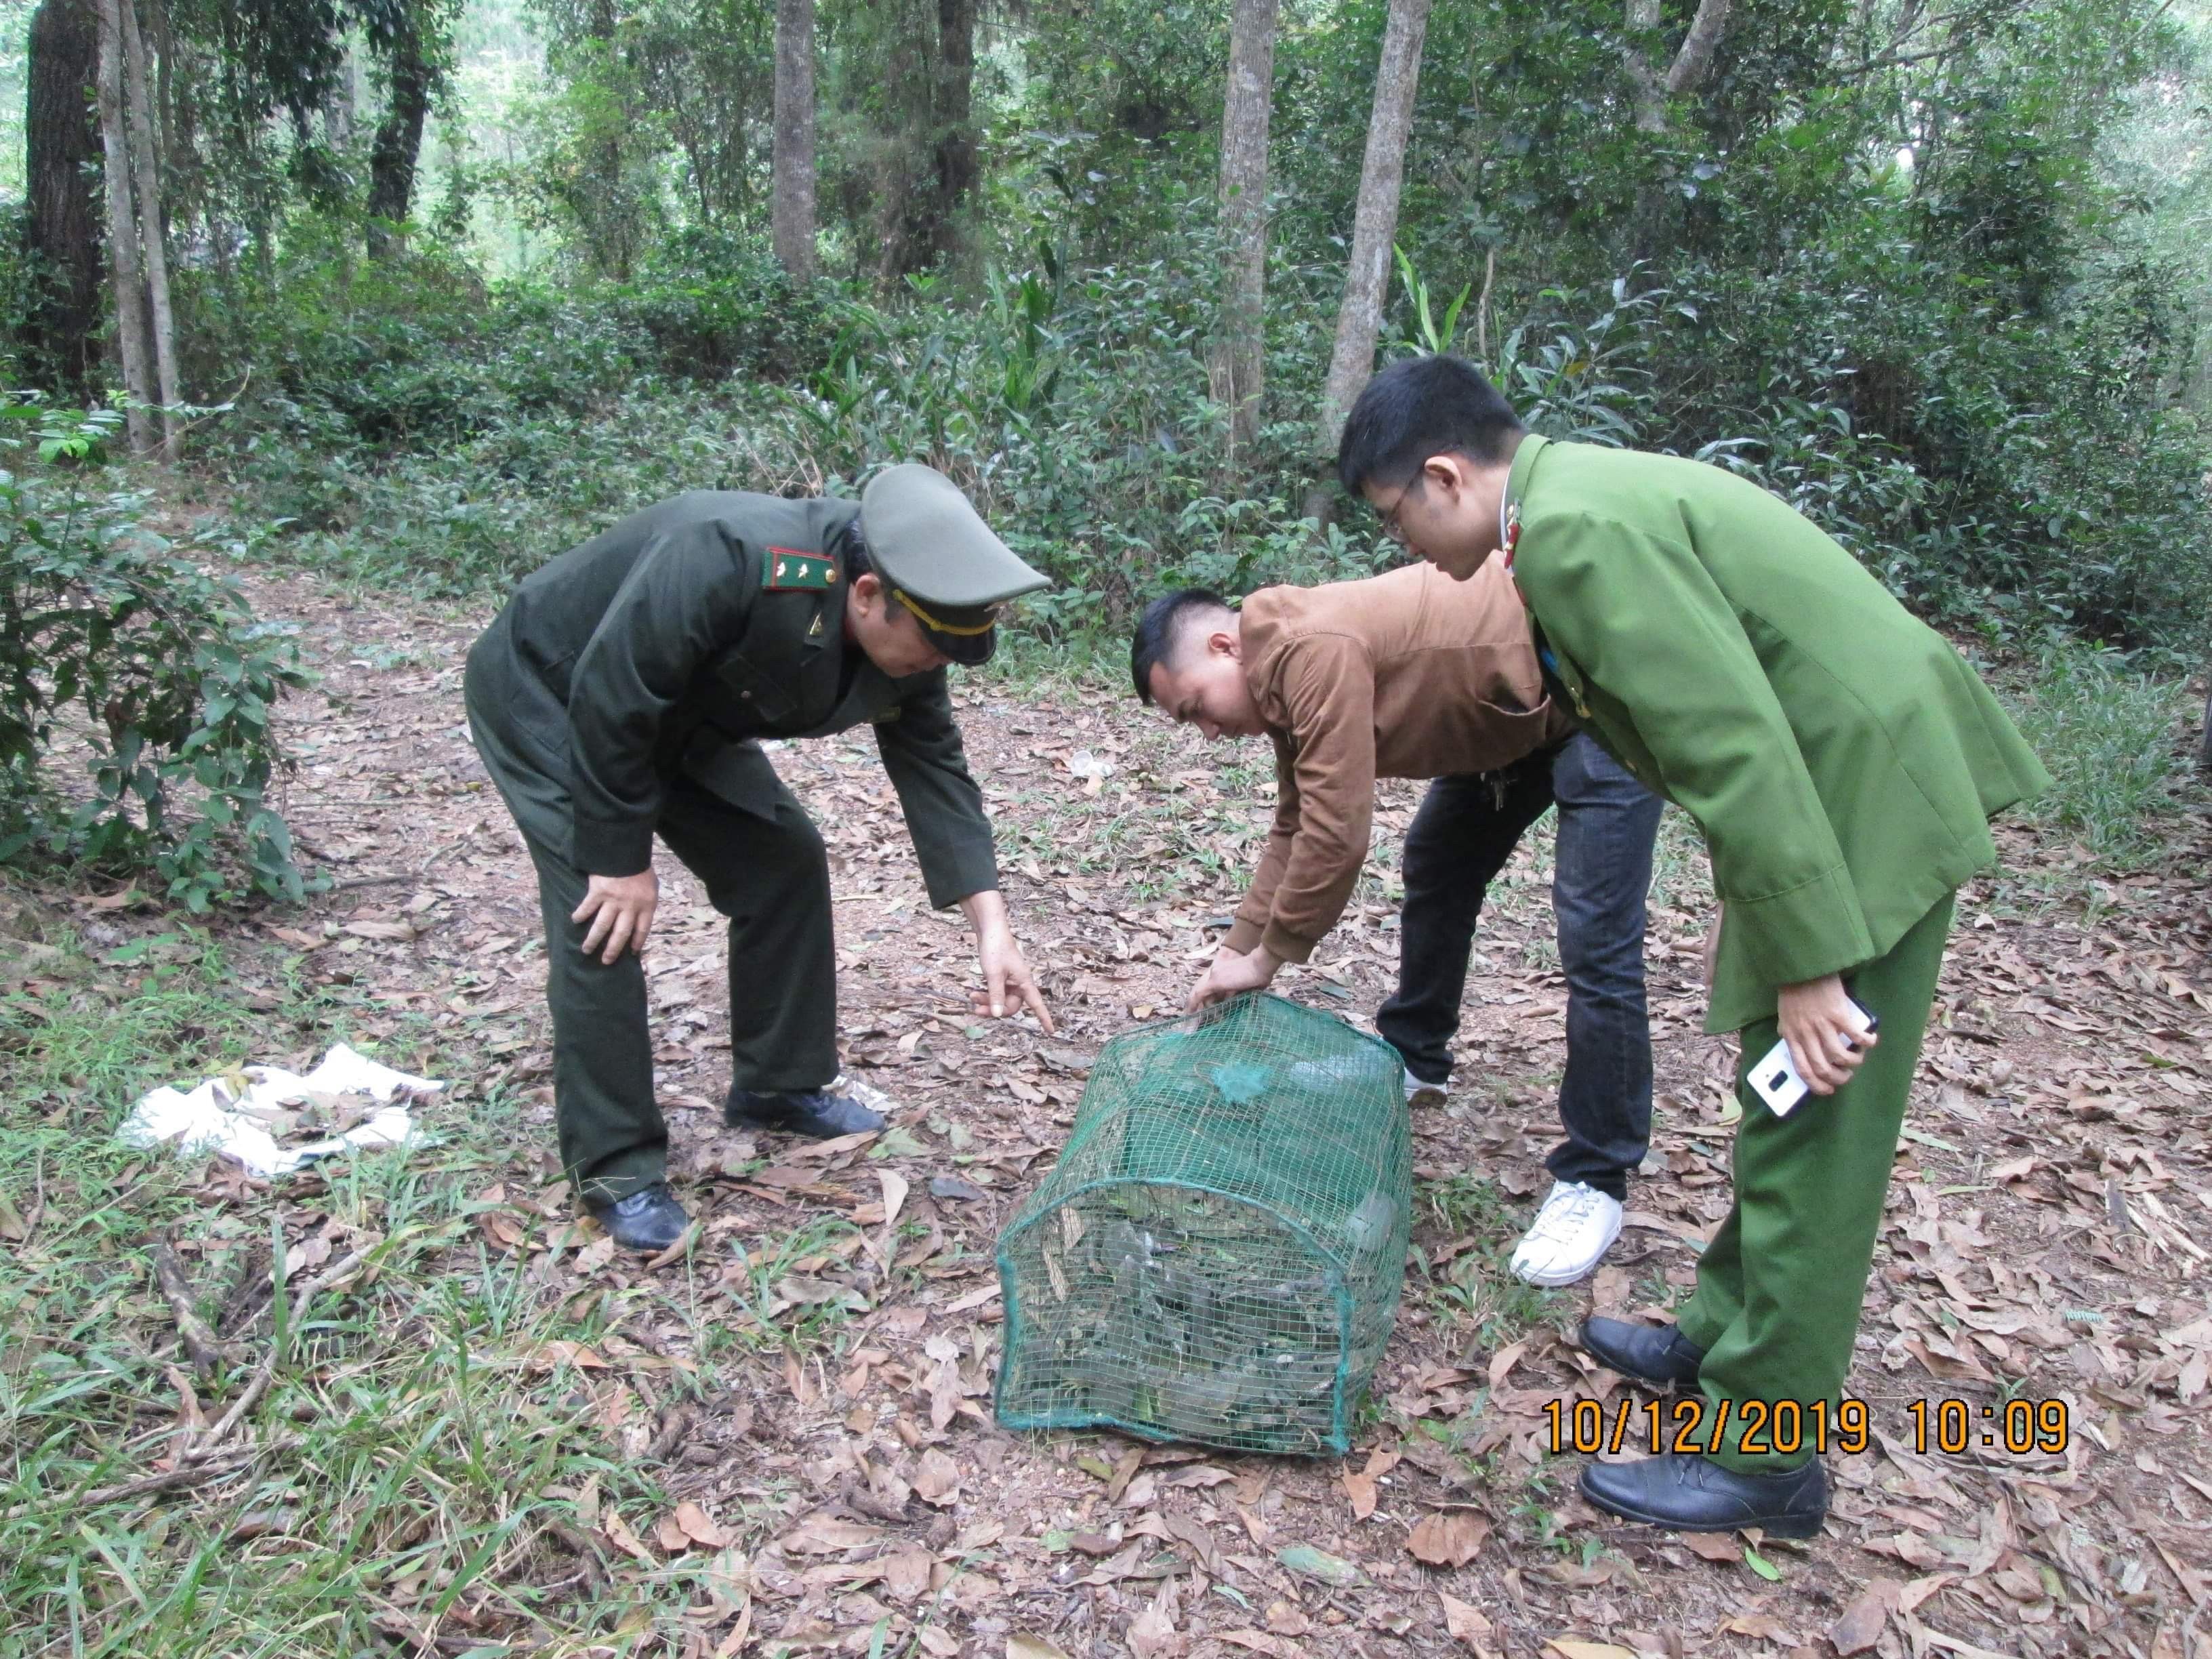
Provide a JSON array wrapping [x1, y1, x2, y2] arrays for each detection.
[[117, 1043, 444, 1178]]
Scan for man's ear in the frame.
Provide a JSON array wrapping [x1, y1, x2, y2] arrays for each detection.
[[1207, 625, 1242, 662], [1422, 452, 1473, 499]]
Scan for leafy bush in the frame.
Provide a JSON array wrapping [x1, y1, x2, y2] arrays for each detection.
[[611, 227, 846, 384], [0, 398, 311, 908], [176, 237, 657, 456], [1644, 239, 2212, 654], [203, 212, 2209, 669], [2001, 634, 2197, 868]]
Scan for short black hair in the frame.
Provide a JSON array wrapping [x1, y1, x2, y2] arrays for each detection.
[[1130, 588, 1234, 705], [1336, 355, 1525, 495], [838, 516, 873, 581]]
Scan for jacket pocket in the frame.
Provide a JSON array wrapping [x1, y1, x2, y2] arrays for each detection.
[[705, 651, 799, 727], [1472, 698, 1558, 768]]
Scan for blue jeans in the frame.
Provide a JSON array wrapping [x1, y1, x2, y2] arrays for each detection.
[[1375, 733, 1663, 1201]]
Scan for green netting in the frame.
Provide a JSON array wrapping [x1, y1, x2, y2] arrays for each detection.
[[994, 994, 1414, 1456]]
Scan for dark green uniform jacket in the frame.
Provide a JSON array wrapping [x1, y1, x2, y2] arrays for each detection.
[[469, 491, 999, 906], [1504, 436, 2050, 1033]]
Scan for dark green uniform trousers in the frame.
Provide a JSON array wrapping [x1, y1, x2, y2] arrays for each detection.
[[1676, 892, 1955, 1473], [466, 680, 841, 1206]]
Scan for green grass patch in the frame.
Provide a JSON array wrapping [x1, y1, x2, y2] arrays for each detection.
[[0, 923, 798, 1656], [2000, 636, 2200, 870], [1413, 1173, 1567, 1352]]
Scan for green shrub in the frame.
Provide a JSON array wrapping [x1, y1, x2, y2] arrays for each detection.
[[0, 398, 311, 908], [1646, 241, 2212, 655], [611, 226, 845, 384], [2001, 634, 2196, 868]]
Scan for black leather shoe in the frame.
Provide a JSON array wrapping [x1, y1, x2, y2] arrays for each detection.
[[589, 1183, 690, 1253], [1580, 1316, 1706, 1387], [724, 1086, 886, 1139], [1579, 1452, 1828, 1538]]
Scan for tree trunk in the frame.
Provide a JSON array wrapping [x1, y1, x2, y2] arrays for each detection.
[[1624, 0, 1734, 257], [2200, 678, 2211, 775], [1666, 0, 1734, 96], [24, 0, 104, 396], [367, 9, 434, 255], [92, 0, 153, 454], [325, 45, 356, 152], [771, 0, 817, 278], [1305, 0, 1432, 527], [927, 0, 977, 272], [1624, 0, 1666, 133], [118, 0, 179, 457], [1210, 0, 1278, 458]]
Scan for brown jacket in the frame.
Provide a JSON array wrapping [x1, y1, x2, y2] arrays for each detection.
[[1224, 561, 1574, 964]]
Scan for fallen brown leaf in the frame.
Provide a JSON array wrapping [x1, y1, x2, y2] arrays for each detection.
[[1440, 1593, 1496, 1652], [1128, 1576, 1181, 1658], [913, 1448, 962, 1506], [1677, 1532, 1740, 1562], [602, 1509, 654, 1563], [527, 1340, 609, 1373], [883, 1549, 933, 1603], [779, 1512, 886, 1555], [672, 1500, 729, 1549], [1409, 1511, 1490, 1568], [1827, 1580, 1898, 1656], [1343, 1469, 1378, 1521]]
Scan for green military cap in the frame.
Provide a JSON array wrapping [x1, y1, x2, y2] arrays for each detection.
[[859, 464, 1050, 665]]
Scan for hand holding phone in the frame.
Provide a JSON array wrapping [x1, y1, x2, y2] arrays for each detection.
[[1748, 996, 1878, 1117]]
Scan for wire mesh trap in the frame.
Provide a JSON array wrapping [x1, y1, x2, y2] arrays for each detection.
[[994, 994, 1414, 1456]]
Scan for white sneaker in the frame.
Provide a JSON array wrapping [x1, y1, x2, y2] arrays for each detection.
[[1404, 1069, 1449, 1105], [1510, 1181, 1623, 1286]]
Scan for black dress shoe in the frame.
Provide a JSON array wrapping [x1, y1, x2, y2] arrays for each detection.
[[1579, 1316, 1706, 1386], [1580, 1452, 1828, 1538], [724, 1086, 886, 1139], [589, 1183, 690, 1253]]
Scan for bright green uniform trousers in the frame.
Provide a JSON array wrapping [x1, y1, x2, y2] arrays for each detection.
[[1677, 891, 1954, 1473]]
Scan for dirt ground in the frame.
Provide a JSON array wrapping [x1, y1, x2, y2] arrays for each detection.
[[144, 569, 2212, 1658]]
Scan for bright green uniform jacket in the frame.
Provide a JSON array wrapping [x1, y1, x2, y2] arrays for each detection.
[[1504, 436, 2049, 1034], [468, 491, 999, 905]]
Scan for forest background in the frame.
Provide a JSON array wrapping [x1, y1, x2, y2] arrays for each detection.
[[3, 5, 2212, 1656], [1, 0, 2210, 897]]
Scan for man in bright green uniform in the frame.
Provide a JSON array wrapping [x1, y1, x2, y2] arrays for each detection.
[[1338, 356, 2048, 1537], [465, 465, 1056, 1252]]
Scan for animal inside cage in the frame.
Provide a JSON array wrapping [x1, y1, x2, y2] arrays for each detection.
[[994, 994, 1414, 1456]]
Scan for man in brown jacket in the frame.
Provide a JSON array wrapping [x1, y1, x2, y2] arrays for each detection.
[[1131, 561, 1664, 1284]]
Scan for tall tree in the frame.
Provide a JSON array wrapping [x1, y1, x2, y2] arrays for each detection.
[[363, 1, 454, 255], [1624, 0, 1733, 133], [1305, 0, 1432, 526], [92, 0, 154, 453], [928, 0, 977, 266], [871, 0, 981, 281], [23, 0, 104, 396], [772, 0, 817, 276], [1209, 0, 1277, 455], [118, 0, 181, 456]]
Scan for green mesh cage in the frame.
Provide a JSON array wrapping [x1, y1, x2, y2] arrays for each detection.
[[994, 994, 1414, 1456]]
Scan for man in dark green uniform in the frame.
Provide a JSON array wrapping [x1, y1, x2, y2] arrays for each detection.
[[464, 464, 1057, 1252], [1338, 356, 2048, 1538]]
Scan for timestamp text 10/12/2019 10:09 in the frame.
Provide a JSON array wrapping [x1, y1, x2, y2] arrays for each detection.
[[1542, 1396, 2072, 1458]]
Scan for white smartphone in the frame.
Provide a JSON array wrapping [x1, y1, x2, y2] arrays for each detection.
[[1746, 997, 1878, 1118]]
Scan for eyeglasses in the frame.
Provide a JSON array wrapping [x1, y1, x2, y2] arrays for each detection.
[[1375, 477, 1424, 546]]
